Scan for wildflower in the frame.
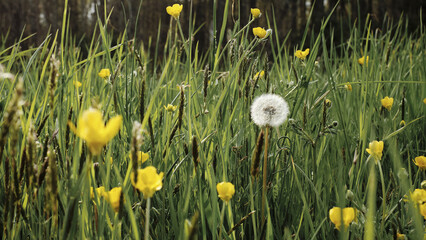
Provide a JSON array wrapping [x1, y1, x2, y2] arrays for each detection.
[[73, 80, 82, 88], [366, 140, 384, 163], [410, 188, 426, 204], [216, 182, 235, 203], [98, 69, 111, 79], [251, 8, 261, 18], [325, 99, 332, 107], [166, 4, 183, 19], [253, 27, 267, 38], [423, 98, 426, 104], [250, 93, 290, 127], [396, 232, 406, 240], [414, 156, 426, 170], [381, 96, 394, 111], [131, 166, 163, 199], [329, 207, 356, 230], [107, 187, 122, 212], [164, 104, 177, 112], [295, 48, 310, 60], [358, 56, 369, 65], [253, 71, 265, 80], [90, 186, 106, 199], [129, 151, 149, 165], [344, 82, 352, 91], [68, 108, 122, 155]]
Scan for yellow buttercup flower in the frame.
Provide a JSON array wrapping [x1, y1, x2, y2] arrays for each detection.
[[381, 96, 394, 111], [253, 71, 264, 80], [131, 166, 163, 199], [107, 187, 122, 212], [73, 80, 82, 88], [410, 188, 426, 204], [98, 69, 111, 79], [129, 151, 149, 164], [295, 48, 310, 60], [216, 182, 235, 203], [358, 56, 369, 65], [396, 232, 406, 240], [344, 82, 352, 91], [420, 203, 426, 219], [68, 108, 122, 155], [166, 4, 183, 19], [90, 186, 107, 199], [164, 104, 177, 112], [423, 98, 426, 104], [329, 207, 356, 230], [414, 156, 426, 170], [366, 140, 384, 163], [253, 27, 267, 38], [251, 8, 261, 18]]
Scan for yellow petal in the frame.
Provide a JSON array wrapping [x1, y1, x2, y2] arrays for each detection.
[[342, 207, 356, 227], [104, 115, 123, 142], [107, 187, 122, 212]]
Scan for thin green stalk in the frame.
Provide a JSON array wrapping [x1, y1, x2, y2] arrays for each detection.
[[364, 157, 376, 240], [377, 161, 386, 233], [249, 178, 258, 239], [219, 202, 226, 239]]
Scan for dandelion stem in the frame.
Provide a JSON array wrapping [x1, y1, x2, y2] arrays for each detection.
[[261, 126, 270, 226], [145, 197, 151, 240]]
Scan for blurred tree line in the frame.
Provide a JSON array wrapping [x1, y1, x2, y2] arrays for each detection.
[[0, 0, 424, 53]]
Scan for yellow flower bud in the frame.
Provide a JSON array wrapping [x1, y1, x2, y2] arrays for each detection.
[[98, 68, 111, 79], [250, 8, 261, 18], [164, 104, 177, 112], [381, 96, 394, 111], [295, 48, 310, 60], [358, 56, 369, 65]]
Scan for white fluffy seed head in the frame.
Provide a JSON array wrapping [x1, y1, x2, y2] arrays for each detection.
[[250, 93, 289, 127]]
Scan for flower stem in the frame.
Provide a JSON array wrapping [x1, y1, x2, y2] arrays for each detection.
[[219, 202, 226, 239], [261, 126, 270, 226], [377, 161, 386, 232], [145, 197, 151, 240], [365, 157, 376, 240]]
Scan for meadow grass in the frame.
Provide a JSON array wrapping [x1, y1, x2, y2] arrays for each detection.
[[0, 1, 425, 239]]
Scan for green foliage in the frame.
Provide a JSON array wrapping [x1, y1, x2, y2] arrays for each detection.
[[0, 2, 425, 239]]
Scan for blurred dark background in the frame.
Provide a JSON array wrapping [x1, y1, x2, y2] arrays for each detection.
[[0, 0, 425, 53]]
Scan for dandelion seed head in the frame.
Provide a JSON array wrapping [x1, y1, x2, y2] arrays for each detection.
[[250, 93, 289, 127]]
